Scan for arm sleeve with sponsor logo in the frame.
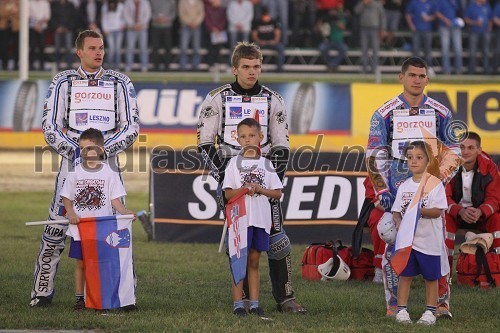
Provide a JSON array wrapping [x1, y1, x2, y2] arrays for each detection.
[[436, 112, 462, 184], [42, 73, 79, 160], [366, 111, 390, 195], [103, 78, 140, 158], [197, 92, 224, 182], [268, 93, 290, 181]]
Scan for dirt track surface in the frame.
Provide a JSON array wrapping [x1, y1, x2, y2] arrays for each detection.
[[0, 150, 148, 193]]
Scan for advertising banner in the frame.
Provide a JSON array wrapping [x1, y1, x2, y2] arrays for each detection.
[[151, 149, 368, 244]]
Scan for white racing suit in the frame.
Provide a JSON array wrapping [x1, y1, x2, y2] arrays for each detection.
[[366, 94, 462, 315], [31, 67, 139, 303], [197, 81, 295, 305]]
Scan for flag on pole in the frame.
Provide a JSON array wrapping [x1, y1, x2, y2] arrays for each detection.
[[68, 215, 136, 310], [226, 191, 249, 285]]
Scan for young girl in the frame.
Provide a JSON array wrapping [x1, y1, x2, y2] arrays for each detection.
[[223, 118, 283, 318], [392, 141, 448, 326]]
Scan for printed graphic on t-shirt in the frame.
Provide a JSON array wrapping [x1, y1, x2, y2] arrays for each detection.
[[74, 179, 106, 211], [400, 191, 429, 216], [240, 165, 266, 196]]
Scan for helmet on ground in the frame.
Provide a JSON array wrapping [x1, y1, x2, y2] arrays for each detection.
[[317, 255, 351, 281], [377, 212, 397, 245]]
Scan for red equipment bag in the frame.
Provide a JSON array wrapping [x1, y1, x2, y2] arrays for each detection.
[[335, 241, 375, 281], [456, 249, 500, 288], [301, 242, 336, 281], [301, 240, 375, 281]]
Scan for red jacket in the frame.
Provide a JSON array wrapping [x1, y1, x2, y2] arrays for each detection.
[[446, 152, 500, 220]]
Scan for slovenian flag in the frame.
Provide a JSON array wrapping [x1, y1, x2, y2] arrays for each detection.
[[226, 190, 249, 285], [68, 215, 136, 310]]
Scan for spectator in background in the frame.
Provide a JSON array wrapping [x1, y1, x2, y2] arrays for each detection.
[[50, 0, 77, 70], [0, 0, 20, 70], [101, 0, 125, 70], [77, 0, 103, 33], [150, 0, 176, 72], [464, 0, 492, 75], [436, 0, 464, 74], [382, 0, 403, 49], [318, 2, 347, 72], [227, 0, 253, 49], [178, 0, 205, 71], [204, 0, 227, 70], [29, 0, 51, 71], [493, 0, 500, 74], [354, 0, 386, 74], [405, 0, 437, 76], [123, 0, 151, 72], [262, 0, 289, 45], [290, 0, 316, 47], [252, 6, 285, 72]]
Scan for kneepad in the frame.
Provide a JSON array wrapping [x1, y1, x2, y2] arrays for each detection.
[[268, 232, 291, 261]]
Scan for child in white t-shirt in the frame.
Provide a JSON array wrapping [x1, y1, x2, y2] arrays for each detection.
[[392, 140, 448, 326], [60, 128, 135, 311], [223, 118, 283, 318]]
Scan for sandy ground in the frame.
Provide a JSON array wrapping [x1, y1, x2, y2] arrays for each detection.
[[0, 150, 148, 193]]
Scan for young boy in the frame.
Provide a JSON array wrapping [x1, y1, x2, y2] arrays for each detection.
[[222, 118, 283, 317], [392, 141, 448, 325], [60, 128, 135, 311]]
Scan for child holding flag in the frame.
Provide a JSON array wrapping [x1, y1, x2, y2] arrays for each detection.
[[223, 118, 283, 318], [392, 141, 448, 326], [61, 128, 135, 311]]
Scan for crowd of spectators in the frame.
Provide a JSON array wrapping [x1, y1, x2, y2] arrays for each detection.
[[0, 0, 499, 74]]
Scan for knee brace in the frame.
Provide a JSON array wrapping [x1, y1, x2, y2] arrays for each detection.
[[268, 231, 291, 261]]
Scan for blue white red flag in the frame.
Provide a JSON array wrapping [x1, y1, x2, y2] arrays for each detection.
[[390, 189, 422, 275], [68, 215, 136, 309], [226, 190, 249, 285]]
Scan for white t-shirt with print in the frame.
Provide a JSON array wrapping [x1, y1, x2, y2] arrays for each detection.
[[60, 162, 126, 218], [392, 176, 448, 255], [223, 155, 283, 234]]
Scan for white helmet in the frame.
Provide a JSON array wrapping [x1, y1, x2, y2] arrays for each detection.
[[317, 255, 351, 281], [377, 212, 397, 245]]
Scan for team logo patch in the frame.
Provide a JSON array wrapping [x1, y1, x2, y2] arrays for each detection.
[[46, 88, 53, 99], [201, 106, 218, 118], [409, 107, 419, 116], [106, 229, 131, 248], [229, 106, 242, 119], [89, 79, 98, 86], [370, 119, 379, 128], [243, 96, 251, 102], [276, 111, 285, 124], [46, 133, 56, 144], [75, 113, 88, 126]]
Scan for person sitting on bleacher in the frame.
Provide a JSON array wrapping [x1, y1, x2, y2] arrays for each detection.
[[443, 131, 500, 267], [251, 6, 285, 72]]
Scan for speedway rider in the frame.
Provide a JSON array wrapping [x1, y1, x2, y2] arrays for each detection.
[[197, 42, 305, 313], [30, 30, 139, 307], [366, 57, 462, 318]]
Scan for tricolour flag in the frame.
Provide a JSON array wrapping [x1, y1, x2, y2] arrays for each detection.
[[390, 187, 423, 275], [226, 190, 249, 285], [68, 215, 135, 310]]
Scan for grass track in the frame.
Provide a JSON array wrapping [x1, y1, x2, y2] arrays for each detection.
[[0, 191, 498, 332]]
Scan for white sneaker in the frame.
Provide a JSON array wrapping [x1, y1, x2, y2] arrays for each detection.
[[417, 310, 436, 326], [395, 309, 412, 324], [373, 268, 383, 284]]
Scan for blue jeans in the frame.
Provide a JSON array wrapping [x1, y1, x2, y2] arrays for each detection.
[[439, 25, 462, 74], [54, 30, 73, 69], [126, 28, 149, 71], [179, 25, 201, 70], [105, 30, 124, 70], [360, 27, 380, 72], [319, 40, 347, 67], [262, 43, 285, 72], [412, 30, 432, 66], [494, 28, 500, 73], [468, 31, 491, 74]]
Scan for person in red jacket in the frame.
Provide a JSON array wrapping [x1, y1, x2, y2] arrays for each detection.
[[438, 131, 500, 317]]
